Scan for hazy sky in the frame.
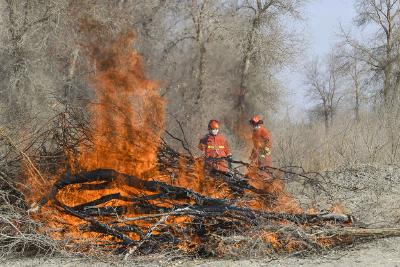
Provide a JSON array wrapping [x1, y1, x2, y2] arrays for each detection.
[[280, 0, 357, 119], [307, 0, 355, 55]]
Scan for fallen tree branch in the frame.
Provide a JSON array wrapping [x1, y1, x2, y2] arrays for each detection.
[[0, 127, 46, 184]]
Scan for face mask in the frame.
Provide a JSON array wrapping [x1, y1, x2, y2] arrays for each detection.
[[211, 129, 219, 135]]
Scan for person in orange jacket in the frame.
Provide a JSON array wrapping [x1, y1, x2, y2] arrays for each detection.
[[198, 119, 232, 173], [249, 115, 272, 169]]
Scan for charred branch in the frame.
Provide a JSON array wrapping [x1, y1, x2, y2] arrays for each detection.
[[33, 167, 358, 252]]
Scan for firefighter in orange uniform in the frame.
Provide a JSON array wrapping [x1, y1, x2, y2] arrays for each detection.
[[198, 119, 232, 173], [249, 115, 272, 169]]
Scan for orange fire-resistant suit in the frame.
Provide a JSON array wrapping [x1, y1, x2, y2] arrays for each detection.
[[250, 125, 272, 168], [198, 134, 231, 172]]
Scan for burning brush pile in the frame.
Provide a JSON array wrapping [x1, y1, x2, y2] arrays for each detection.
[[8, 33, 398, 258]]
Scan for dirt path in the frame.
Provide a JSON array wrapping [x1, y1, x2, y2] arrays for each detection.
[[3, 237, 400, 267], [192, 237, 400, 267]]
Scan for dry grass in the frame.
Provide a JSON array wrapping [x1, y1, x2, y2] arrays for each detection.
[[273, 109, 400, 171], [0, 180, 59, 258]]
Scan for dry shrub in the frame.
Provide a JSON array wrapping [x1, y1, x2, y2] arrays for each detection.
[[0, 174, 59, 258], [273, 108, 400, 171], [0, 110, 89, 259]]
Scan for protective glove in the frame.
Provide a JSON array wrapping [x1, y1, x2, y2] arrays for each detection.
[[250, 150, 257, 161], [227, 155, 233, 170], [263, 146, 271, 156]]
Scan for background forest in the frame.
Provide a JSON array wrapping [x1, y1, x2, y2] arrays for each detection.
[[1, 0, 400, 171]]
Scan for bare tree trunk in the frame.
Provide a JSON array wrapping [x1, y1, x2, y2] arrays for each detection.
[[383, 65, 392, 104], [237, 13, 259, 119], [345, 55, 362, 122], [5, 0, 27, 121], [194, 11, 207, 106], [384, 0, 394, 105], [323, 104, 329, 133], [354, 72, 361, 122], [3, 0, 53, 122], [63, 48, 80, 104], [350, 56, 361, 122], [188, 0, 208, 113], [396, 55, 400, 103]]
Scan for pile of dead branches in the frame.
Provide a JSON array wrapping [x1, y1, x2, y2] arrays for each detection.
[[1, 111, 400, 259], [32, 167, 355, 255], [0, 171, 59, 258], [0, 110, 87, 258]]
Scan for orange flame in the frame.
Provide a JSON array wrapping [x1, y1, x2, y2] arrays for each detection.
[[24, 32, 166, 245], [77, 32, 164, 177], [330, 202, 347, 214]]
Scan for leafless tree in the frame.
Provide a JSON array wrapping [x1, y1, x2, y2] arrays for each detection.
[[165, 1, 225, 110], [305, 54, 343, 132], [235, 0, 306, 122], [1, 0, 59, 124], [338, 47, 369, 122], [341, 0, 400, 105]]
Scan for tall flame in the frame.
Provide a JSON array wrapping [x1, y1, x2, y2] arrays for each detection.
[[78, 32, 164, 176]]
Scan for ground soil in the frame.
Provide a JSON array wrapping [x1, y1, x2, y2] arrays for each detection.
[[3, 237, 400, 267]]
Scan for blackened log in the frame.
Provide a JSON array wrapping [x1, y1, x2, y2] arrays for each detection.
[[79, 181, 111, 190], [114, 206, 352, 226], [37, 168, 227, 209], [56, 170, 353, 225], [71, 193, 177, 215], [315, 227, 400, 239], [72, 193, 129, 211], [80, 206, 127, 216], [52, 197, 135, 246], [58, 169, 228, 206], [113, 225, 144, 237]]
